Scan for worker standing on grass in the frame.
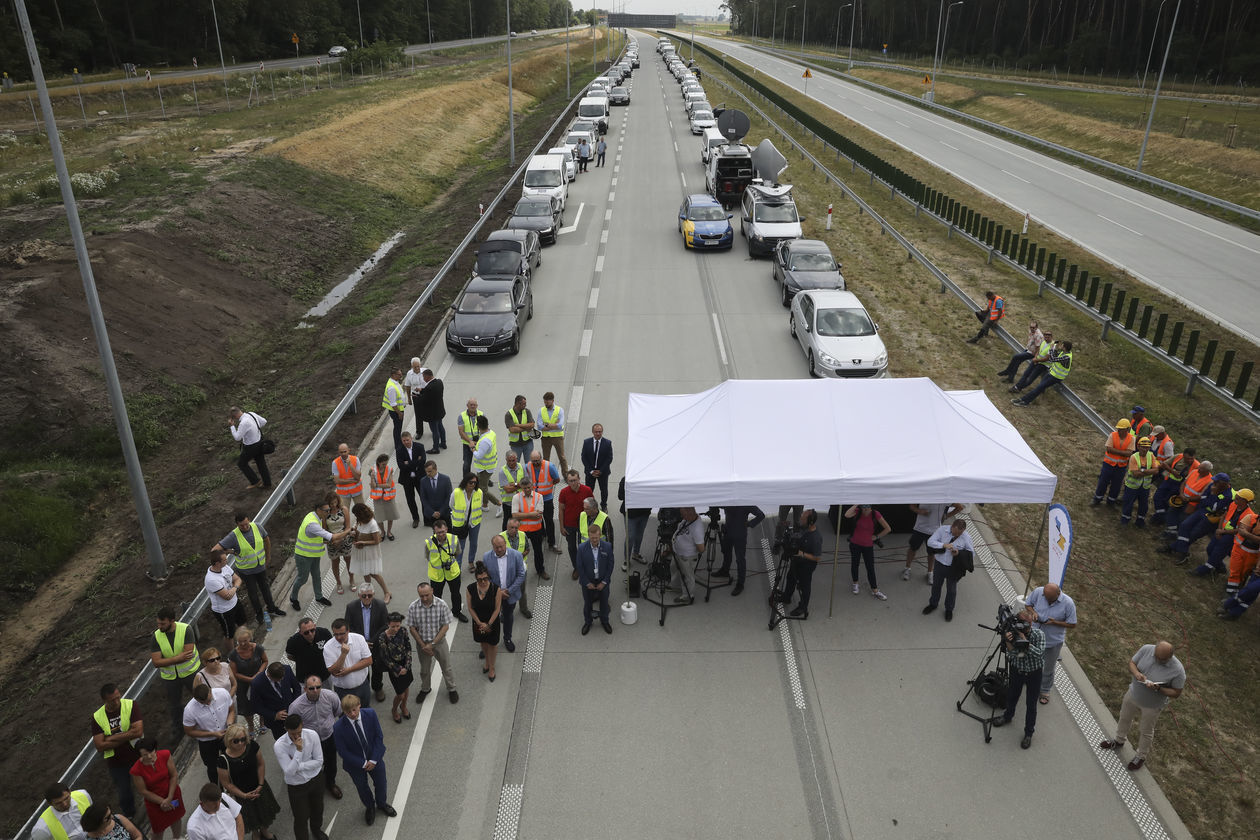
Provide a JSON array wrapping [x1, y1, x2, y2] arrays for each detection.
[[966, 291, 1005, 344], [1119, 437, 1159, 526], [1093, 419, 1136, 508]]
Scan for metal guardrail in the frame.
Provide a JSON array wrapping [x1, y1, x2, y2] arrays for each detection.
[[741, 42, 1260, 226], [674, 33, 1260, 425], [14, 65, 612, 840], [692, 64, 1110, 436]]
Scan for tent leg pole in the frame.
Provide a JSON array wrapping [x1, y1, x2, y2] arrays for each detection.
[[1020, 505, 1049, 598], [828, 513, 841, 618]]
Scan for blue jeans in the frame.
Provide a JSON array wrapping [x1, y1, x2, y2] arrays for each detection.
[[427, 419, 446, 448], [457, 522, 482, 566], [1018, 373, 1062, 404], [1003, 666, 1044, 735]]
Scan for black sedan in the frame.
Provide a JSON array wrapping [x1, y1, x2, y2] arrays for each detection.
[[504, 196, 563, 245], [771, 239, 846, 306], [609, 86, 631, 105], [481, 230, 541, 278], [446, 276, 533, 357]]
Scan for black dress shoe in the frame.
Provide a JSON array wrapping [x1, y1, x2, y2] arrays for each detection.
[[290, 599, 302, 612], [581, 623, 592, 635], [922, 604, 937, 615], [944, 610, 954, 621], [411, 519, 420, 529], [711, 569, 730, 578], [379, 804, 397, 818], [454, 611, 470, 623], [314, 832, 330, 840], [375, 688, 386, 702], [731, 584, 744, 596], [990, 716, 1011, 727], [365, 806, 376, 825], [1021, 734, 1033, 749], [602, 622, 613, 634], [316, 597, 333, 606], [416, 689, 431, 704], [505, 640, 516, 652], [789, 606, 808, 619], [327, 784, 342, 799], [448, 690, 459, 703], [520, 608, 533, 619], [427, 448, 441, 454], [269, 607, 287, 617]]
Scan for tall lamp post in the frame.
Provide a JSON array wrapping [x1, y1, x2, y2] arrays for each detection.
[[209, 0, 230, 107], [784, 5, 795, 46], [1138, 0, 1181, 171], [770, 0, 778, 47], [565, 18, 570, 98], [355, 0, 365, 47], [834, 3, 851, 54], [927, 0, 961, 103], [506, 0, 515, 167], [799, 0, 807, 56], [1140, 0, 1170, 96], [468, 0, 474, 43], [846, 0, 857, 69], [752, 0, 759, 40]]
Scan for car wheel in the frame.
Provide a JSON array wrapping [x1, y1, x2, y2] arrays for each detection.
[[747, 237, 753, 258], [808, 350, 819, 378], [789, 313, 797, 338], [781, 283, 791, 307], [510, 333, 521, 356], [527, 298, 534, 320]]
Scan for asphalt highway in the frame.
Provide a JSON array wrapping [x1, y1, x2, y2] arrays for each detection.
[[680, 33, 1260, 347], [226, 34, 1188, 840]]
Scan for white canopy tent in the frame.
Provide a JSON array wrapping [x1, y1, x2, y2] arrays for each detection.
[[624, 378, 1058, 508]]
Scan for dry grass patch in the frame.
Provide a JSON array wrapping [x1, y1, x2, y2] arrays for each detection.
[[267, 78, 530, 203]]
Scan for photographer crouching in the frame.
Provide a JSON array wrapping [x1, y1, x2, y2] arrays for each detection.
[[777, 509, 822, 620], [990, 605, 1046, 749]]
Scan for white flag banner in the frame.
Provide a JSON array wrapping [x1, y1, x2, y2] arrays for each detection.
[[1047, 503, 1073, 586]]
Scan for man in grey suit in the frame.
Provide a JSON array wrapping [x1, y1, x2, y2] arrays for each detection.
[[577, 524, 614, 635], [482, 535, 527, 653], [418, 461, 453, 527]]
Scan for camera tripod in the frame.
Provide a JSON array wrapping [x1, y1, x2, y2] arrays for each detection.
[[956, 623, 1010, 742], [693, 511, 730, 602], [767, 533, 807, 631], [641, 532, 694, 627]]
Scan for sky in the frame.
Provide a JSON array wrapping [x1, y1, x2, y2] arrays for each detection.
[[612, 3, 727, 19]]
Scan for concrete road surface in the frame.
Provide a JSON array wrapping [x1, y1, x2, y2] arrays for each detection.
[[676, 32, 1260, 347], [240, 35, 1190, 840]]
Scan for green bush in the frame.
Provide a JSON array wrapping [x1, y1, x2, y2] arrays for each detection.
[[347, 40, 406, 75], [0, 488, 87, 595]]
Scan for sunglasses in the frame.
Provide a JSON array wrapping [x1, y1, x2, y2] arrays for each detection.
[[360, 594, 373, 600], [301, 629, 316, 635], [476, 575, 490, 581], [203, 656, 219, 662], [231, 737, 247, 744]]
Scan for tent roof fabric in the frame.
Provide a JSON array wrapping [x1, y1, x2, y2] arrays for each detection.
[[625, 378, 1058, 508]]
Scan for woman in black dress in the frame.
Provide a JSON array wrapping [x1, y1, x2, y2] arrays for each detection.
[[216, 723, 280, 840], [466, 561, 506, 681], [375, 611, 414, 723]]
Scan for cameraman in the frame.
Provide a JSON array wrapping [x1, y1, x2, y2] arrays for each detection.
[[991, 605, 1045, 749], [669, 508, 706, 605], [778, 510, 822, 620]]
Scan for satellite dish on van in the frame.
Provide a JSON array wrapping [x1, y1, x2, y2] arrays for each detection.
[[751, 138, 789, 184], [715, 109, 750, 143]]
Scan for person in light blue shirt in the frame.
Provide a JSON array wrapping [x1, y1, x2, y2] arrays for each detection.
[[1025, 583, 1077, 703], [922, 520, 974, 621]]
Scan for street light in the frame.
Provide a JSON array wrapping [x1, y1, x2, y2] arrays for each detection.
[[506, 0, 515, 167], [846, 0, 857, 70], [927, 0, 962, 103], [799, 0, 807, 56], [834, 3, 851, 54], [425, 0, 433, 49], [784, 5, 795, 46], [208, 0, 230, 107], [942, 1, 963, 72], [752, 0, 759, 40], [355, 0, 365, 47], [468, 0, 474, 44], [1140, 0, 1170, 97], [771, 0, 778, 46], [1138, 0, 1181, 171], [565, 19, 570, 98]]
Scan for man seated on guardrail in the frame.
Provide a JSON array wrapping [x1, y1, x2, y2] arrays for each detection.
[[997, 320, 1044, 384], [1007, 331, 1053, 393], [1011, 340, 1072, 407], [966, 291, 1005, 344]]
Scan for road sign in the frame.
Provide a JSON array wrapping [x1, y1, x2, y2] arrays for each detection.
[[802, 68, 812, 79], [922, 74, 930, 84], [292, 33, 299, 44]]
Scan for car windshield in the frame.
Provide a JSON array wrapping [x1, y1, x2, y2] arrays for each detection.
[[514, 201, 552, 217], [459, 291, 513, 314], [688, 205, 726, 222], [579, 104, 605, 117], [612, 87, 628, 95], [755, 203, 799, 223], [477, 251, 519, 273], [566, 133, 588, 147], [524, 170, 560, 187], [816, 307, 875, 337], [692, 111, 713, 121], [790, 252, 836, 271]]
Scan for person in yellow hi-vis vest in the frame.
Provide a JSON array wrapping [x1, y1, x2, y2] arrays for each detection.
[[149, 606, 202, 735], [90, 683, 143, 819], [426, 520, 469, 623], [33, 785, 92, 840]]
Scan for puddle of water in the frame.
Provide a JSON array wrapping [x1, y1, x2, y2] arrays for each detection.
[[298, 231, 406, 326]]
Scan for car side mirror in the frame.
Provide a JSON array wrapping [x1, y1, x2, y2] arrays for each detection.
[[798, 216, 807, 222], [803, 322, 812, 333], [727, 214, 733, 220]]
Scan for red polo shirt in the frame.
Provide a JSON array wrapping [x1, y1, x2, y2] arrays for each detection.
[[558, 483, 594, 528]]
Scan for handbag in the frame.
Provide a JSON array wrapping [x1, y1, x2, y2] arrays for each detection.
[[249, 412, 277, 454]]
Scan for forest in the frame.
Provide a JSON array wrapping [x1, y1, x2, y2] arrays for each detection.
[[1, 0, 580, 78], [722, 0, 1260, 82]]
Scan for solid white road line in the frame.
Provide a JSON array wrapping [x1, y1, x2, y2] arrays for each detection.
[[558, 202, 585, 234], [711, 313, 728, 366], [1097, 214, 1146, 236], [436, 357, 453, 380], [1000, 168, 1030, 184], [568, 385, 584, 431]]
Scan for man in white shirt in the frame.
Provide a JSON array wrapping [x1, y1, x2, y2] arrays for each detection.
[[229, 406, 271, 490], [669, 508, 706, 605], [922, 519, 975, 622], [903, 503, 965, 583], [204, 548, 247, 641], [323, 619, 373, 708], [186, 784, 243, 840], [32, 784, 92, 840], [274, 715, 329, 840], [183, 682, 235, 784]]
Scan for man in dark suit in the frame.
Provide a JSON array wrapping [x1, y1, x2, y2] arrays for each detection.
[[394, 430, 425, 529], [251, 662, 302, 738], [482, 535, 527, 652], [331, 695, 396, 825], [416, 369, 447, 455], [576, 524, 615, 635], [419, 461, 453, 527], [580, 423, 614, 510], [344, 584, 389, 702]]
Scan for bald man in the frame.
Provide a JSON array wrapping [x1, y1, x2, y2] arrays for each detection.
[[1099, 641, 1186, 771], [1025, 583, 1077, 704]]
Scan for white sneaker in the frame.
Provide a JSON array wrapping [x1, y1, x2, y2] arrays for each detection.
[[872, 590, 887, 601], [851, 583, 860, 595], [926, 570, 934, 585], [901, 568, 912, 581]]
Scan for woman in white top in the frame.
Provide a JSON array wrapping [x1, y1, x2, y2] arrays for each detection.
[[325, 494, 354, 595], [194, 647, 237, 697], [351, 503, 391, 604]]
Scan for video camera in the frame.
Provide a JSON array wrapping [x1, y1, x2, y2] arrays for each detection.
[[996, 604, 1031, 651], [657, 507, 682, 540]]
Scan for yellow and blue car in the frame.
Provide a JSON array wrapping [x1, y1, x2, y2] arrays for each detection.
[[677, 193, 734, 250]]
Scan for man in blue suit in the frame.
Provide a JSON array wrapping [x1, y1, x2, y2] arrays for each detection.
[[250, 662, 301, 738], [331, 695, 396, 825], [418, 460, 453, 527], [577, 524, 614, 635], [580, 424, 614, 511], [483, 535, 527, 653]]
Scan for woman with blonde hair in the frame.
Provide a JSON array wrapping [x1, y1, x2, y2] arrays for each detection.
[[194, 646, 237, 697], [325, 492, 355, 595], [217, 723, 280, 840]]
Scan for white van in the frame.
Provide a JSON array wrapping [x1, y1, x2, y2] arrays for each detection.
[[577, 96, 610, 135], [700, 126, 724, 163], [522, 154, 569, 211]]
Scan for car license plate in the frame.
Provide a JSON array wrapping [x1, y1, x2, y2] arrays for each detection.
[[466, 347, 489, 354]]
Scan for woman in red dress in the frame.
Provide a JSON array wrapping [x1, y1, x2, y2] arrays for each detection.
[[129, 737, 185, 840]]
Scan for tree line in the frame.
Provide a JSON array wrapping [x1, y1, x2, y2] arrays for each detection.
[[1, 0, 588, 79], [721, 0, 1260, 82]]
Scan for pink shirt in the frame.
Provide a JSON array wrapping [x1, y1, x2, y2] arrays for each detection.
[[851, 511, 884, 547]]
